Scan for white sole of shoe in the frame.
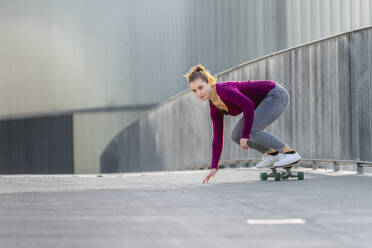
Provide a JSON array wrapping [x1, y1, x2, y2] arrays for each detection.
[[273, 160, 300, 168], [256, 165, 273, 169]]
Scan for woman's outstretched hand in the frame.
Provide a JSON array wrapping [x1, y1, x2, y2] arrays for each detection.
[[202, 168, 218, 184], [240, 138, 249, 150]]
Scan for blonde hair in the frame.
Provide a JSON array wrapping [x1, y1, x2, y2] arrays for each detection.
[[183, 64, 217, 86]]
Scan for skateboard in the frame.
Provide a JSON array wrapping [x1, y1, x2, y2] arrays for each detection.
[[259, 162, 304, 181]]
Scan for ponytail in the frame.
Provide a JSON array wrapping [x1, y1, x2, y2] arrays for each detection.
[[183, 64, 217, 86]]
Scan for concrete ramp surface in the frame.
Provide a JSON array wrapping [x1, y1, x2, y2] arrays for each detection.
[[0, 168, 371, 248]]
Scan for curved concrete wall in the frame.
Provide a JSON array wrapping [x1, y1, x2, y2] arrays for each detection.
[[101, 27, 372, 173]]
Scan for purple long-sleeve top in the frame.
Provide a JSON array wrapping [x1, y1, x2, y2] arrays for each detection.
[[209, 80, 276, 170]]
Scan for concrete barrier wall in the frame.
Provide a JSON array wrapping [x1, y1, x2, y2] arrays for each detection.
[[101, 27, 372, 173]]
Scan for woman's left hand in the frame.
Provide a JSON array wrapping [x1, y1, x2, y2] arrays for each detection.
[[202, 169, 218, 184], [240, 138, 249, 150]]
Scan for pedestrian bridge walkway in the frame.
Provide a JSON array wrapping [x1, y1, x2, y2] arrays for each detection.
[[1, 168, 371, 247]]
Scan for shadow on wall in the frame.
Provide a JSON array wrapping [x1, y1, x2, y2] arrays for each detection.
[[100, 118, 164, 173]]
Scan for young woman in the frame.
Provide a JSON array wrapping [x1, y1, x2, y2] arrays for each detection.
[[184, 65, 301, 183]]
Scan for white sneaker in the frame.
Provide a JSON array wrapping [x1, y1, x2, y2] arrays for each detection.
[[255, 153, 284, 168], [273, 151, 301, 167]]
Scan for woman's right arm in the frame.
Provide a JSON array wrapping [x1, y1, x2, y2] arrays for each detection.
[[209, 107, 224, 171]]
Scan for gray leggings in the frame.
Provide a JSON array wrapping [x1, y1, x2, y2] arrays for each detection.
[[231, 83, 289, 154]]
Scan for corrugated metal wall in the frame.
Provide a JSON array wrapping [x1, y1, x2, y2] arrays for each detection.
[[1, 0, 372, 115], [285, 0, 372, 47], [0, 0, 289, 118], [0, 0, 189, 117]]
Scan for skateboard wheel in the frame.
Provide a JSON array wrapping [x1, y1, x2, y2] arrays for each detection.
[[274, 173, 281, 181], [281, 171, 288, 180], [297, 172, 304, 180], [260, 172, 268, 181]]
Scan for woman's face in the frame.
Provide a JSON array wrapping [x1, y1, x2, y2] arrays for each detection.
[[189, 78, 212, 101]]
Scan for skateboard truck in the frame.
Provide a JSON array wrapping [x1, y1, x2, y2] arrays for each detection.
[[260, 162, 304, 181]]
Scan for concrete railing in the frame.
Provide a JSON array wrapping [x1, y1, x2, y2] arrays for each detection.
[[100, 26, 372, 174], [185, 158, 372, 174]]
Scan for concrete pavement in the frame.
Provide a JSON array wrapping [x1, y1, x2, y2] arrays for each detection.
[[0, 168, 371, 248]]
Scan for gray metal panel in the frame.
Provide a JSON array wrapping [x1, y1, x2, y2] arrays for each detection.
[[0, 115, 73, 174], [0, 0, 289, 118], [0, 0, 371, 118], [101, 27, 372, 173], [350, 28, 372, 161]]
